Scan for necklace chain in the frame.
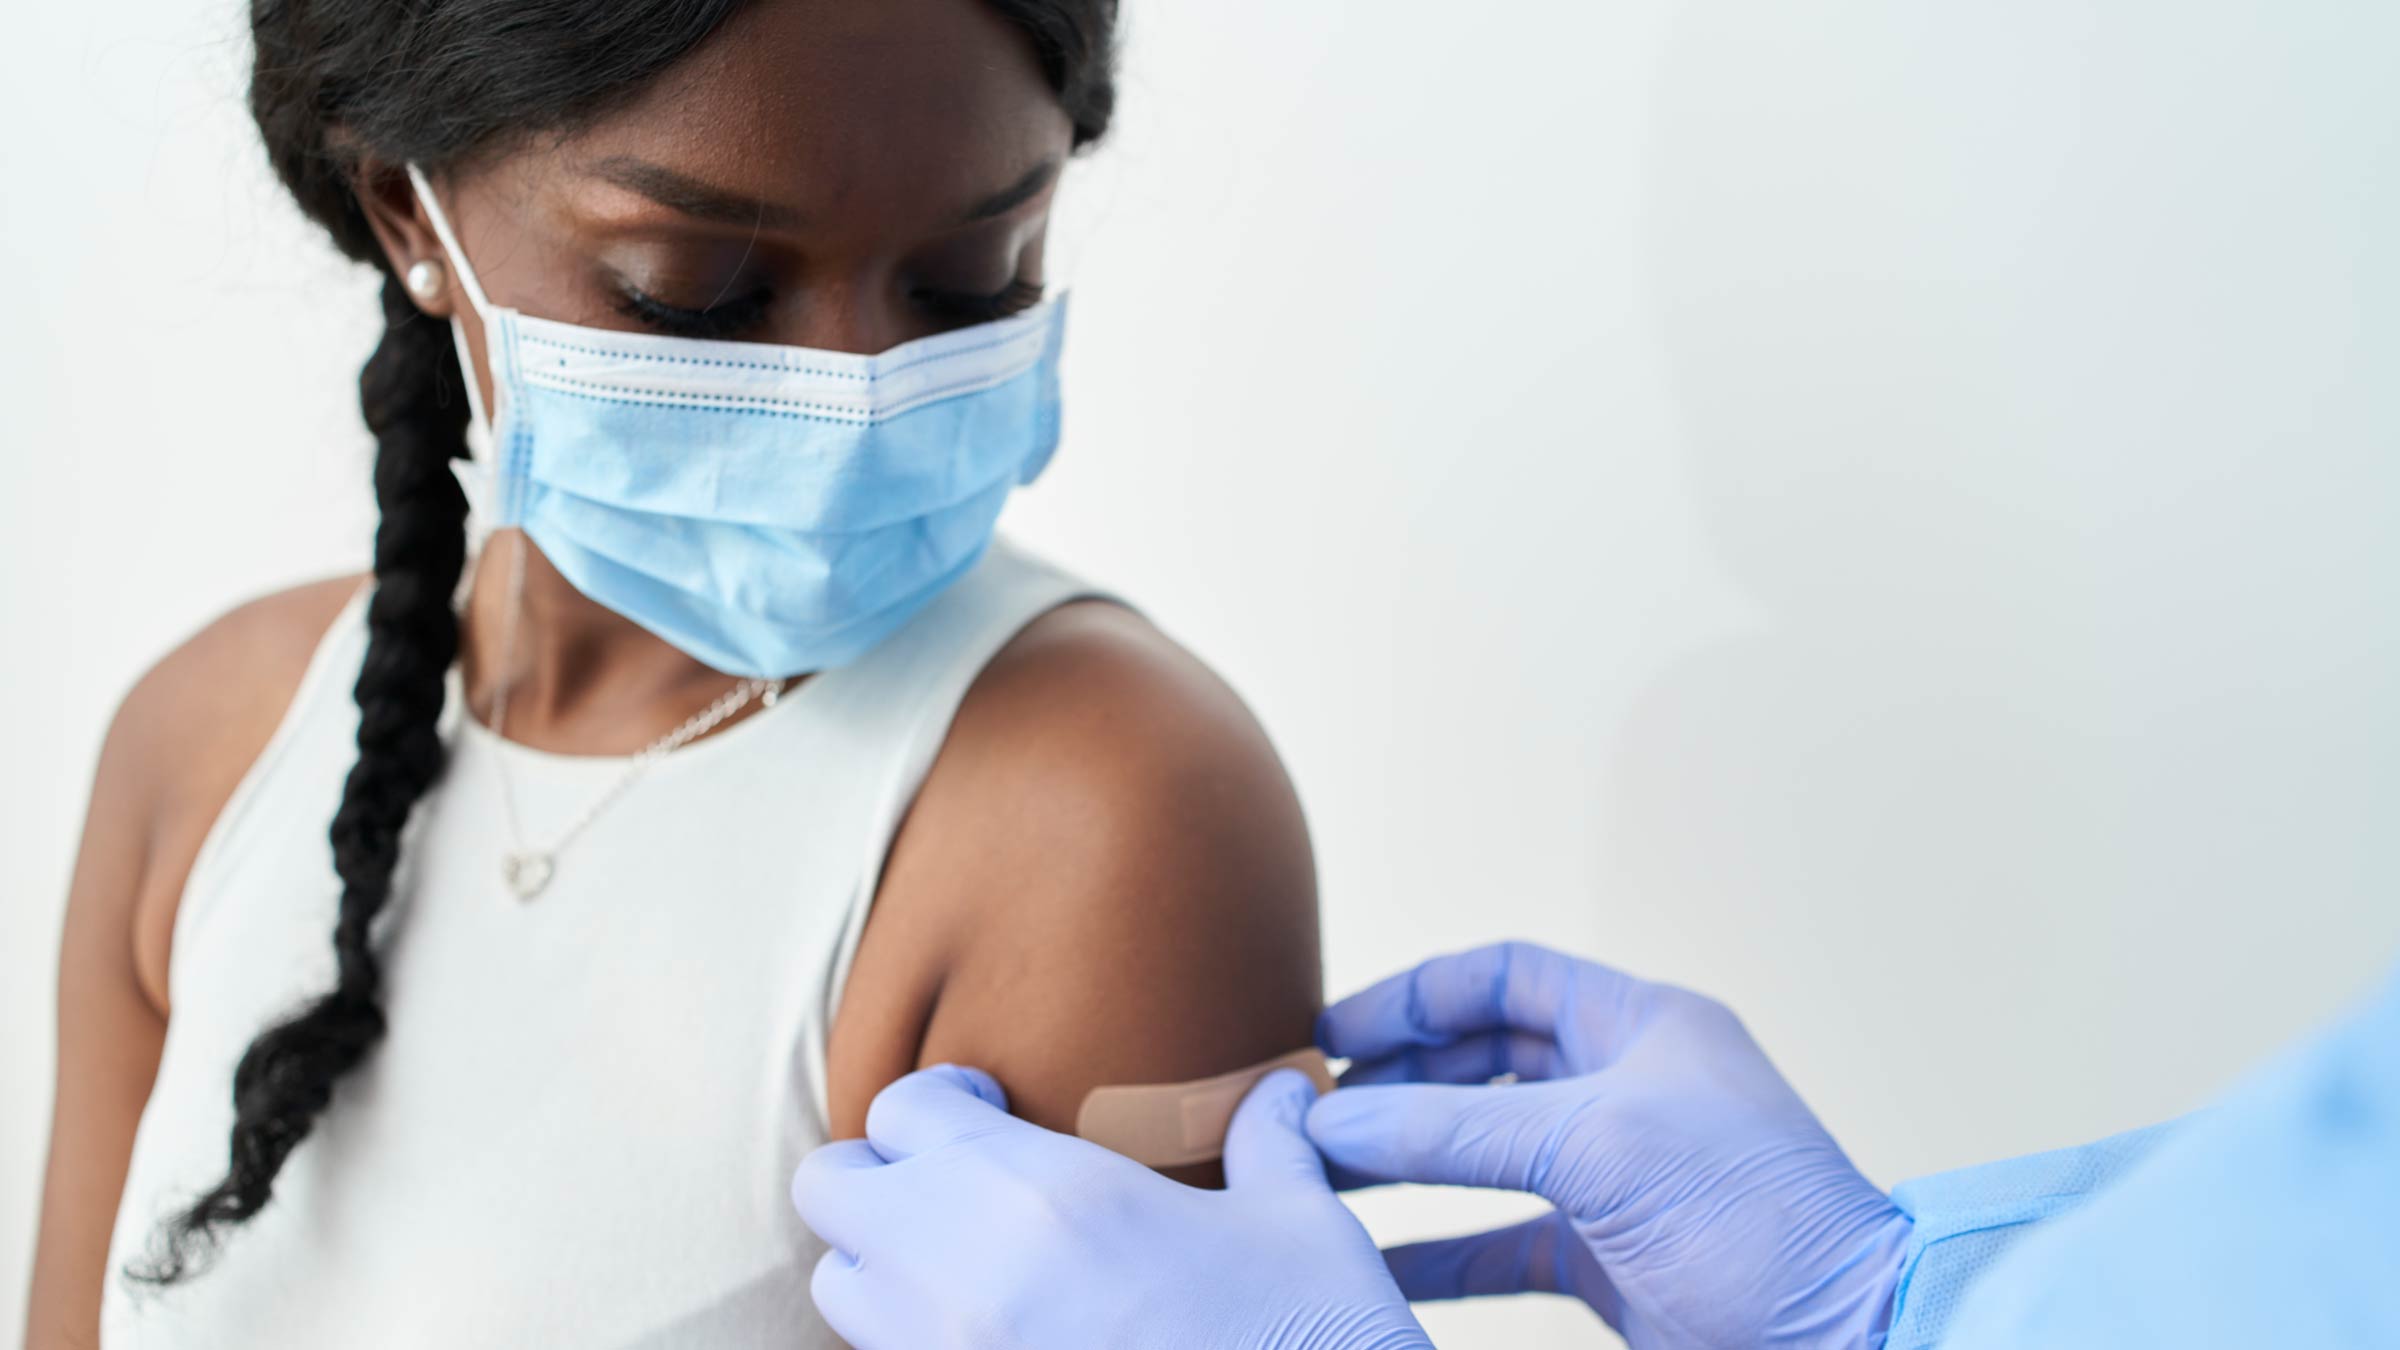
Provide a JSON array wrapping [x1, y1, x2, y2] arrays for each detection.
[[480, 532, 784, 899]]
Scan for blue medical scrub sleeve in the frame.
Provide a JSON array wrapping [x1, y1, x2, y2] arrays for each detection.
[[1882, 1121, 2180, 1347], [1888, 959, 2400, 1349]]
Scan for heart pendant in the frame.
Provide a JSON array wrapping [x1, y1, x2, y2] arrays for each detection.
[[502, 851, 556, 899]]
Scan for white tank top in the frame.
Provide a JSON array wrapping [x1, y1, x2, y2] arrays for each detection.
[[100, 537, 1109, 1349]]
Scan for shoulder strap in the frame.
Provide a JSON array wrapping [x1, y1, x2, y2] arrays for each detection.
[[173, 577, 376, 992]]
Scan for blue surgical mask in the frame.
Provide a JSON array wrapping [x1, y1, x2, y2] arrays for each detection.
[[404, 161, 1066, 679]]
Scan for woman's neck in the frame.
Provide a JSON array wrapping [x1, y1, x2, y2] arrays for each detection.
[[455, 529, 772, 755]]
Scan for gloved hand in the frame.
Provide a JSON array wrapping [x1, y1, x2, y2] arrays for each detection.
[[791, 1063, 1433, 1350], [1309, 941, 1911, 1350]]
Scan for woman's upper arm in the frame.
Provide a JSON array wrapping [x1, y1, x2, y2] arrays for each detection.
[[24, 656, 176, 1349], [23, 615, 207, 1348], [23, 576, 361, 1349], [825, 600, 1322, 1183]]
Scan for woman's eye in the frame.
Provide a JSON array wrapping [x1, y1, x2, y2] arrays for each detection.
[[609, 276, 1043, 340], [913, 277, 1046, 325], [612, 283, 775, 339]]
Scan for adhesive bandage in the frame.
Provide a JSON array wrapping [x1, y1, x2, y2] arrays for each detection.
[[1074, 1048, 1338, 1168]]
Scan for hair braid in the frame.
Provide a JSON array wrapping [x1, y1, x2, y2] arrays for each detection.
[[121, 275, 467, 1285]]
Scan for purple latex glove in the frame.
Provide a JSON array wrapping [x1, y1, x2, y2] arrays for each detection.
[[1309, 941, 1911, 1349], [792, 1064, 1431, 1350]]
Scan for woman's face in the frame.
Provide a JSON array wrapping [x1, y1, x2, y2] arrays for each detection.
[[384, 0, 1075, 364]]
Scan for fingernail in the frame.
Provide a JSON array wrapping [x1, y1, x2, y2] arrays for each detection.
[[1262, 1067, 1317, 1116], [942, 1064, 1007, 1108]]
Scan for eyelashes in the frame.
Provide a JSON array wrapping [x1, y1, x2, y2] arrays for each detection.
[[912, 277, 1047, 325], [613, 277, 1046, 340], [611, 283, 774, 340]]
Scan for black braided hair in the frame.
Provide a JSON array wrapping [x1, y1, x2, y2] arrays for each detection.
[[121, 0, 1117, 1291]]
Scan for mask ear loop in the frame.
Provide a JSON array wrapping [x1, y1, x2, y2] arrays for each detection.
[[403, 161, 501, 471], [404, 157, 535, 573], [403, 161, 530, 703]]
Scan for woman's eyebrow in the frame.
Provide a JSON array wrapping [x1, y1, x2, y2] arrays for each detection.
[[579, 155, 1061, 229], [583, 155, 804, 229], [959, 160, 1060, 223]]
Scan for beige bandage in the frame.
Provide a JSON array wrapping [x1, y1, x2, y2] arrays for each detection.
[[1074, 1048, 1338, 1168]]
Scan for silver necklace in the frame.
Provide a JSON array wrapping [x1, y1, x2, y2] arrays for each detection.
[[478, 532, 785, 899]]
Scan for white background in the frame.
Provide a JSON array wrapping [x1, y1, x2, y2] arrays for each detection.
[[5, 1, 2396, 1344]]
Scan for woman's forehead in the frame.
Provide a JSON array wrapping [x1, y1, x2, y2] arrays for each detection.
[[530, 0, 1072, 229]]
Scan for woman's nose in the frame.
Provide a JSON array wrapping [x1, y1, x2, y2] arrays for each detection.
[[784, 278, 911, 355]]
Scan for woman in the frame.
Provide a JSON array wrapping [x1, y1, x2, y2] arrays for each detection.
[[23, 0, 1321, 1344]]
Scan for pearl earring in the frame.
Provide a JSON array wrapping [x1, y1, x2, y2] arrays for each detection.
[[405, 258, 446, 302]]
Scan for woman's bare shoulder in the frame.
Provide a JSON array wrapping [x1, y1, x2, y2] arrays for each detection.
[[826, 598, 1323, 1165], [114, 571, 371, 1016], [951, 598, 1293, 808]]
